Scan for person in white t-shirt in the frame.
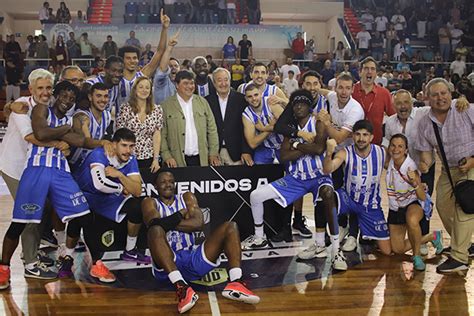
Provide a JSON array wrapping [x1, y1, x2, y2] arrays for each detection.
[[374, 11, 389, 33], [450, 25, 463, 52], [282, 70, 299, 96], [391, 10, 406, 36], [280, 57, 301, 80], [360, 9, 374, 31], [450, 54, 466, 77], [356, 25, 371, 54]]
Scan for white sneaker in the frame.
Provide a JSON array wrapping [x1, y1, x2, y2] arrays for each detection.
[[241, 235, 268, 250], [332, 250, 348, 271], [339, 226, 349, 242], [420, 243, 428, 256], [297, 243, 328, 260], [342, 236, 357, 252]]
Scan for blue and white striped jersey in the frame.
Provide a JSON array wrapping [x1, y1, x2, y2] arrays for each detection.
[[242, 96, 283, 149], [69, 108, 112, 168], [86, 75, 119, 113], [118, 71, 143, 106], [313, 94, 328, 113], [154, 194, 195, 252], [239, 82, 277, 98], [287, 116, 325, 180], [343, 144, 385, 209], [26, 108, 72, 172]]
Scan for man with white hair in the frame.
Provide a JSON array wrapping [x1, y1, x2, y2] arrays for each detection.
[[206, 67, 253, 166], [0, 69, 60, 279]]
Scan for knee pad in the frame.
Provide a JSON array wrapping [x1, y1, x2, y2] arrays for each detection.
[[6, 222, 26, 240]]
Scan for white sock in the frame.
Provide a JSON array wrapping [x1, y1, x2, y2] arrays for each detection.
[[255, 224, 264, 238], [54, 230, 66, 245], [65, 247, 74, 257], [330, 235, 340, 256], [315, 232, 325, 247], [126, 235, 137, 251], [168, 270, 185, 284], [25, 261, 37, 270], [229, 267, 242, 282]]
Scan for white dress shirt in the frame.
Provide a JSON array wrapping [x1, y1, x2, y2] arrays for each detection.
[[0, 96, 36, 180], [177, 94, 199, 156]]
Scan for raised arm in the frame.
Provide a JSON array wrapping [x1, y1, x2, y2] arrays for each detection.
[[323, 139, 346, 174], [141, 9, 170, 77]]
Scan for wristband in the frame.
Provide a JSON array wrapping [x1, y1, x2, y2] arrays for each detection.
[[292, 141, 300, 150]]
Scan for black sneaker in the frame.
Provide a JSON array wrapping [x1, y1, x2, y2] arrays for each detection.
[[270, 227, 293, 242], [469, 244, 474, 258], [292, 216, 312, 238], [442, 246, 451, 255], [38, 250, 55, 267], [436, 257, 469, 273], [40, 231, 58, 248], [24, 262, 57, 279]]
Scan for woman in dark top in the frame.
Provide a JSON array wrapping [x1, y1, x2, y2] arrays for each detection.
[[54, 35, 68, 66], [56, 2, 71, 24]]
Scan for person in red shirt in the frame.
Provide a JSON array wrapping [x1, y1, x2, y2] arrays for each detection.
[[292, 32, 305, 60], [352, 56, 395, 145]]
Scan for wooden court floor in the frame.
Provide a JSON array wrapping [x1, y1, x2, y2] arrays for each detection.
[[0, 168, 473, 315]]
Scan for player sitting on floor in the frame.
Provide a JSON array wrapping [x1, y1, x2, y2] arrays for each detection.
[[142, 170, 260, 314]]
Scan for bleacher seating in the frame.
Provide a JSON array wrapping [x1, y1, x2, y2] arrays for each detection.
[[89, 0, 113, 24]]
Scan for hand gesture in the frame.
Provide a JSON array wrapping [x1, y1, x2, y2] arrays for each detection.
[[150, 159, 161, 173], [406, 167, 420, 187], [326, 138, 337, 154], [105, 166, 123, 178], [160, 9, 170, 28], [317, 109, 331, 126]]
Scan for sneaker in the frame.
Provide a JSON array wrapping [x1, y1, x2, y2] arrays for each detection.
[[436, 257, 469, 273], [413, 255, 426, 271], [332, 250, 348, 271], [241, 235, 268, 250], [342, 236, 357, 252], [432, 231, 444, 255], [38, 250, 55, 267], [469, 244, 474, 258], [222, 279, 260, 304], [420, 243, 429, 256], [90, 260, 116, 283], [442, 246, 451, 255], [0, 265, 10, 290], [292, 216, 312, 238], [338, 225, 349, 243], [40, 231, 58, 248], [176, 282, 198, 314], [270, 227, 292, 243], [120, 248, 152, 264], [24, 262, 57, 279], [58, 255, 74, 278], [297, 243, 328, 260], [75, 241, 87, 253]]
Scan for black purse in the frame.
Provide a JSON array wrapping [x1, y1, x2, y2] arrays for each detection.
[[432, 121, 474, 214]]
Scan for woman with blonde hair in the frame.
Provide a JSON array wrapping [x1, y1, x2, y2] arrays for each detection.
[[116, 76, 163, 184]]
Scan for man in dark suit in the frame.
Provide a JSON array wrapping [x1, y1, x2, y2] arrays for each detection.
[[206, 67, 254, 166]]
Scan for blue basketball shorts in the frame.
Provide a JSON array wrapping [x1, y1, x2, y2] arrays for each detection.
[[13, 166, 90, 224], [84, 191, 131, 223], [152, 243, 220, 282], [336, 188, 389, 240], [253, 146, 280, 165], [270, 174, 333, 208]]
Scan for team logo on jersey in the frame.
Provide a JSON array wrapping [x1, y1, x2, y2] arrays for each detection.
[[274, 178, 288, 187], [101, 230, 115, 248], [21, 203, 41, 214]]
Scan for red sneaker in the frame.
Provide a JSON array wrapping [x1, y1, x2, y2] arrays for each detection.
[[0, 265, 10, 290], [90, 260, 116, 283], [222, 280, 260, 304], [176, 283, 198, 314]]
